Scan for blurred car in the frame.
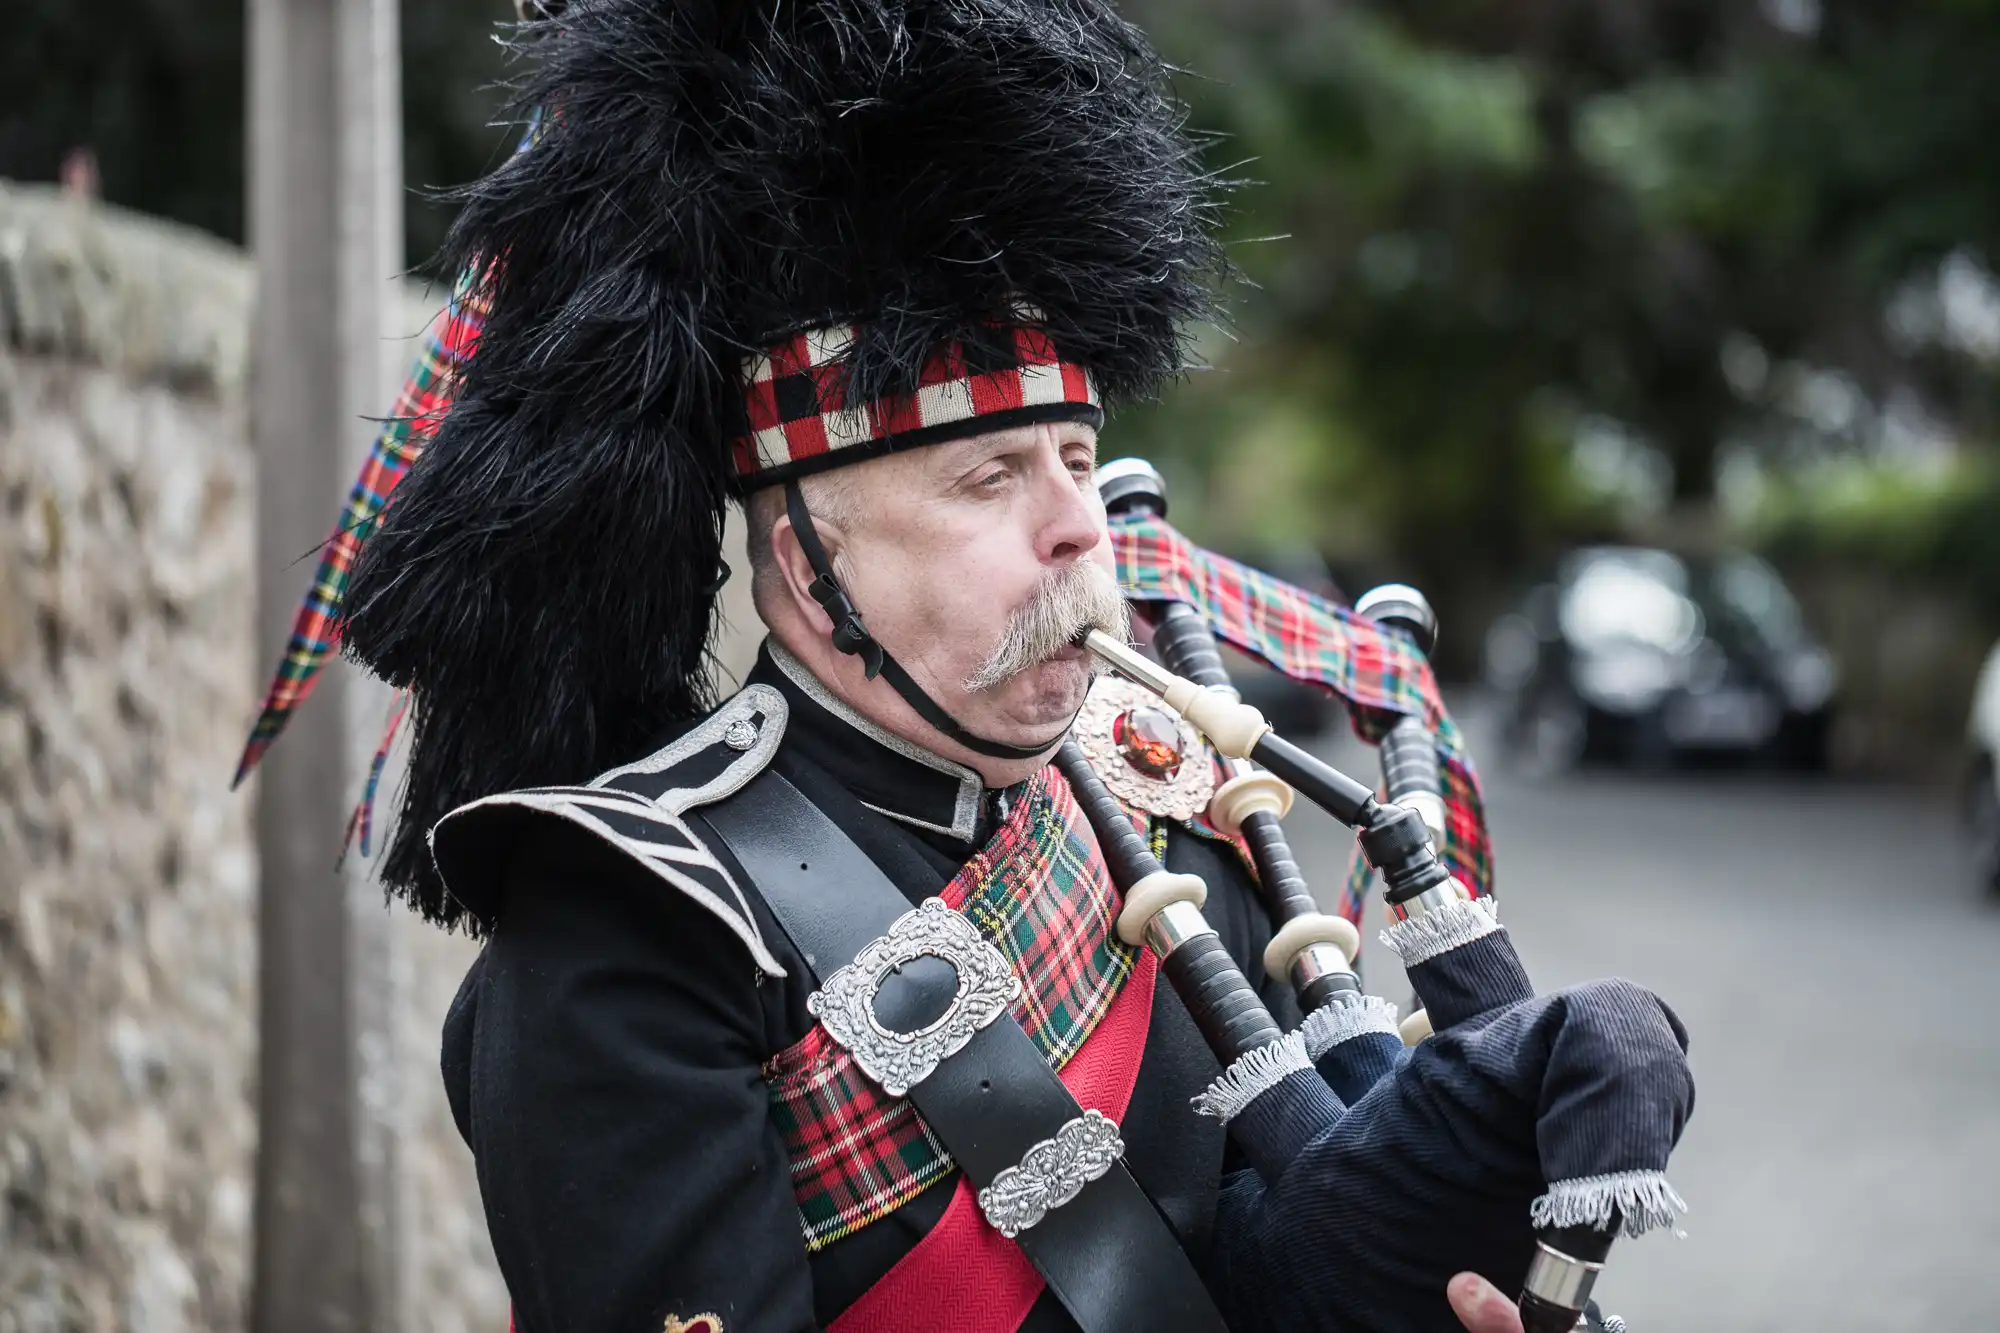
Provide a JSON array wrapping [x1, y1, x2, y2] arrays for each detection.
[[1483, 546, 1838, 772], [1964, 641, 2000, 894]]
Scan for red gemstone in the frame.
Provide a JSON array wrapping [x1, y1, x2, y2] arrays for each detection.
[[1112, 706, 1183, 779]]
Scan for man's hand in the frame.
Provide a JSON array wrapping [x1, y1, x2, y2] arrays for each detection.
[[1448, 1272, 1525, 1333]]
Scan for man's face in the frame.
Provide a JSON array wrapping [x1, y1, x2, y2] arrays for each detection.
[[833, 421, 1119, 748]]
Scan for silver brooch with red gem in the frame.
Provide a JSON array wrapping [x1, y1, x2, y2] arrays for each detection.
[[1072, 673, 1216, 820]]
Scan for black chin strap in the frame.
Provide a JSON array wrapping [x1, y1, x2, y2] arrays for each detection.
[[784, 480, 1067, 763]]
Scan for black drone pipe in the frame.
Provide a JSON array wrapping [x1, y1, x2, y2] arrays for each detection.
[[1054, 741, 1285, 1066], [1151, 603, 1368, 1012], [1351, 581, 1448, 1051], [1098, 461, 1367, 1013], [1352, 583, 1447, 850], [1146, 594, 1429, 1105]]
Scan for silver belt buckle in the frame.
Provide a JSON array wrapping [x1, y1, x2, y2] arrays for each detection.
[[977, 1109, 1126, 1237], [807, 897, 1022, 1098]]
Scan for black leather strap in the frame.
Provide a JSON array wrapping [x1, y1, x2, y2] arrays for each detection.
[[702, 771, 1228, 1333], [785, 481, 887, 678]]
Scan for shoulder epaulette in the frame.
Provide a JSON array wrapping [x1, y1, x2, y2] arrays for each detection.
[[429, 685, 790, 973]]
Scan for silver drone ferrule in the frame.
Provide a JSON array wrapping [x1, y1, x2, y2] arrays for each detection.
[[1289, 941, 1356, 993], [1386, 882, 1465, 923], [1144, 899, 1217, 959], [1521, 1239, 1603, 1314]]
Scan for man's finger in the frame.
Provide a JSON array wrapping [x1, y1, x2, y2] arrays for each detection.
[[1447, 1271, 1525, 1333]]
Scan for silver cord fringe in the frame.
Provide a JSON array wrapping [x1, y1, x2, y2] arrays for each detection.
[[1530, 1169, 1688, 1240], [1378, 895, 1501, 967], [1190, 1031, 1312, 1125], [1300, 994, 1401, 1060]]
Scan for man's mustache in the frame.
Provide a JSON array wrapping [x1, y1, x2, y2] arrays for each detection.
[[964, 561, 1130, 693]]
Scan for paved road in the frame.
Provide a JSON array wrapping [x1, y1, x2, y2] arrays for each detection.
[[1283, 704, 2000, 1331]]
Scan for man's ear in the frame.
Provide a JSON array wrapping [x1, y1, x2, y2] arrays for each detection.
[[769, 509, 850, 635]]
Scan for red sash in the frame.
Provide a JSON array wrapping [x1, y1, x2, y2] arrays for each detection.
[[501, 929, 1154, 1333], [828, 945, 1158, 1333]]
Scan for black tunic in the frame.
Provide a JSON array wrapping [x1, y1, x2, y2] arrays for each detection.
[[441, 646, 1299, 1333]]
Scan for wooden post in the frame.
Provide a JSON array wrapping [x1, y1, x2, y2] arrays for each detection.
[[247, 0, 406, 1328]]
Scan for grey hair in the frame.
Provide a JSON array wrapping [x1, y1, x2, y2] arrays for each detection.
[[965, 559, 1130, 692]]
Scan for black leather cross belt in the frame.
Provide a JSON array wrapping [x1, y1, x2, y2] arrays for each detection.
[[702, 770, 1229, 1333]]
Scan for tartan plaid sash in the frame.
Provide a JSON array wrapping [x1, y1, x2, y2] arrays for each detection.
[[762, 766, 1142, 1252], [1110, 513, 1494, 921]]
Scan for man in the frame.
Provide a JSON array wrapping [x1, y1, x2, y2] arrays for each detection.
[[430, 422, 1538, 1333], [336, 2, 1572, 1329]]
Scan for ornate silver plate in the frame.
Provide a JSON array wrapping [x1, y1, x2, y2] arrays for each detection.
[[807, 898, 1022, 1098], [1073, 673, 1216, 821], [976, 1109, 1126, 1238]]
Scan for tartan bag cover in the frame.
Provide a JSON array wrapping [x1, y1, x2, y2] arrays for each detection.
[[762, 765, 1143, 1252], [1109, 512, 1494, 922]]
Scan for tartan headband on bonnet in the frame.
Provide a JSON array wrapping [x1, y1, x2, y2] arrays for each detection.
[[731, 319, 1103, 489]]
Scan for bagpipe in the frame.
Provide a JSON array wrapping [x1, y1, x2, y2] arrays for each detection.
[[1068, 460, 1693, 1333]]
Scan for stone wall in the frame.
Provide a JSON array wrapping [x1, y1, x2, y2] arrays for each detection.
[[1, 183, 261, 1333], [0, 181, 510, 1333]]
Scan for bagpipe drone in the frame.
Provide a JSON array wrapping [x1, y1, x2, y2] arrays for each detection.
[[1076, 459, 1693, 1333]]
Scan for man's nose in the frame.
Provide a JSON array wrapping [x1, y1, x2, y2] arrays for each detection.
[[1034, 452, 1103, 563]]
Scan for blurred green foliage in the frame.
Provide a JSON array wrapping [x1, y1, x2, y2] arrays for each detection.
[[1117, 0, 2000, 639], [8, 0, 2000, 652], [1755, 457, 2000, 620]]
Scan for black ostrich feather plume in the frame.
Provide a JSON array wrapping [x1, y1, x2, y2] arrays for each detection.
[[341, 0, 1229, 928]]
